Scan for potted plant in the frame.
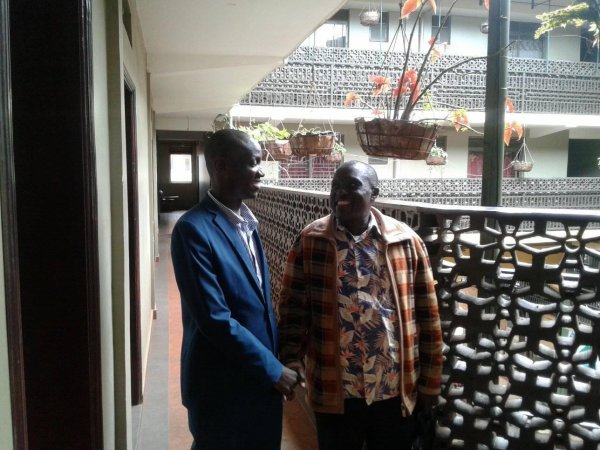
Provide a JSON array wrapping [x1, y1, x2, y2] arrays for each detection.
[[345, 0, 522, 159], [288, 126, 337, 157], [324, 141, 346, 163], [425, 144, 448, 165], [237, 122, 292, 161]]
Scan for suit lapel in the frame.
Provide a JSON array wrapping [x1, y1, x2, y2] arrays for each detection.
[[210, 205, 266, 304]]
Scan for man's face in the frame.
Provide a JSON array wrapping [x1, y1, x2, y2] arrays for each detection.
[[224, 138, 264, 200], [330, 165, 377, 230]]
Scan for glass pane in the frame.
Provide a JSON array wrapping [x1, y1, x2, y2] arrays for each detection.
[[170, 153, 192, 183]]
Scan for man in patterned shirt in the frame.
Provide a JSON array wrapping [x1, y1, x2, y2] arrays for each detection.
[[278, 160, 443, 449]]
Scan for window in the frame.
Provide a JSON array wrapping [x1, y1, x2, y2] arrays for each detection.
[[432, 15, 451, 44], [170, 153, 192, 183], [509, 21, 546, 59], [369, 12, 389, 42], [467, 137, 520, 178], [302, 10, 349, 48]]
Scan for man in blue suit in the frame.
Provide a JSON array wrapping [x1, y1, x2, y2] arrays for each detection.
[[171, 129, 299, 450]]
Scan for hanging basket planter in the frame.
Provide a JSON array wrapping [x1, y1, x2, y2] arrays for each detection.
[[510, 139, 535, 172], [355, 118, 438, 160], [426, 155, 446, 166], [262, 140, 292, 161], [360, 10, 381, 26], [512, 161, 533, 172], [289, 133, 336, 157]]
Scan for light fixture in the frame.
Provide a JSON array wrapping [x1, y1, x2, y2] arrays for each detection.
[[480, 21, 489, 34]]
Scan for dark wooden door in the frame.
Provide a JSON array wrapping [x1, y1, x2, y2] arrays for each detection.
[[6, 0, 103, 448]]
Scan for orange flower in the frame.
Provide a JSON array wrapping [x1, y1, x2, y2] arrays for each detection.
[[393, 69, 419, 98], [505, 97, 515, 113], [344, 91, 361, 107], [401, 0, 436, 18], [504, 120, 524, 145], [431, 46, 443, 64], [400, 0, 419, 18], [451, 109, 469, 131], [368, 75, 391, 95]]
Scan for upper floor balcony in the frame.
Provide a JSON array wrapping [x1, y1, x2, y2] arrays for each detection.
[[239, 46, 600, 120]]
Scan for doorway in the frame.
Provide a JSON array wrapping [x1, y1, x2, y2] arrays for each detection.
[[156, 130, 211, 213], [124, 78, 143, 406]]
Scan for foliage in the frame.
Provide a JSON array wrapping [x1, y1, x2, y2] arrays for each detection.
[[428, 144, 448, 159], [290, 126, 335, 137], [535, 0, 600, 47], [238, 122, 290, 142]]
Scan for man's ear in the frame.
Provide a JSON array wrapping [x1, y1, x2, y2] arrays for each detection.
[[213, 156, 227, 173]]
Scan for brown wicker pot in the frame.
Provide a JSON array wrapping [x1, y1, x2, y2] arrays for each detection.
[[262, 140, 292, 161], [512, 161, 533, 172], [426, 155, 446, 165], [289, 133, 336, 157], [354, 117, 438, 160]]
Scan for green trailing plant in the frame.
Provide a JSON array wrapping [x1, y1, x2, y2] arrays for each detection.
[[238, 122, 290, 142], [428, 144, 447, 159], [535, 0, 600, 47], [290, 126, 335, 137]]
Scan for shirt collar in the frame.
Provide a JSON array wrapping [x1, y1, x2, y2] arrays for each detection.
[[335, 212, 380, 242], [208, 190, 258, 233]]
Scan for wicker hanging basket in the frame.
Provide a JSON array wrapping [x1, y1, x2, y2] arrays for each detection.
[[289, 133, 336, 157], [510, 139, 534, 172], [262, 140, 292, 161], [354, 118, 438, 160], [512, 161, 533, 172], [426, 155, 447, 166], [360, 10, 381, 26]]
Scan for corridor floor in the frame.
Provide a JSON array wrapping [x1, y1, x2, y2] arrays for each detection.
[[132, 211, 317, 450]]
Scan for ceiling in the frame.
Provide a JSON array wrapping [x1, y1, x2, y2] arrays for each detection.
[[135, 0, 572, 125], [135, 0, 349, 123]]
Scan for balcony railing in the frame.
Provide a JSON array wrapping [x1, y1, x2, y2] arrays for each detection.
[[264, 177, 600, 210], [249, 186, 600, 449], [241, 47, 600, 116]]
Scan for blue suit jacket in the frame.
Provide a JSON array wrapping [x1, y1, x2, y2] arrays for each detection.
[[171, 195, 282, 409]]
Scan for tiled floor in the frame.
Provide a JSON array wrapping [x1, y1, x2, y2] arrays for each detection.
[[133, 211, 317, 449]]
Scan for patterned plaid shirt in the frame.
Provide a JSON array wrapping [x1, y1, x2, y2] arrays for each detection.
[[335, 215, 401, 404], [278, 208, 443, 416]]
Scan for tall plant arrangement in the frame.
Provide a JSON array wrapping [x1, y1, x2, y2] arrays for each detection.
[[346, 0, 523, 159]]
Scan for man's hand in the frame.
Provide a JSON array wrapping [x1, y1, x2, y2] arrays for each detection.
[[274, 366, 300, 399]]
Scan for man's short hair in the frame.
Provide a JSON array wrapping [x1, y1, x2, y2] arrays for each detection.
[[205, 129, 252, 174], [338, 160, 379, 189]]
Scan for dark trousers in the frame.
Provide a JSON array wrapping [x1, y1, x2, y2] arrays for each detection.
[[187, 389, 282, 450], [315, 397, 416, 450]]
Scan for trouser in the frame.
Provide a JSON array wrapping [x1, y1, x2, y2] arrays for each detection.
[[314, 397, 416, 450], [187, 389, 282, 450]]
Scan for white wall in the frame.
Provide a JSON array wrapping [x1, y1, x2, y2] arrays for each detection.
[[448, 15, 488, 56], [344, 8, 582, 63], [547, 26, 582, 62], [123, 0, 155, 393], [522, 130, 570, 178], [92, 0, 117, 448], [0, 207, 13, 450]]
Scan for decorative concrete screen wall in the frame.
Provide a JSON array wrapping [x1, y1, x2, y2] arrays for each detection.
[[249, 185, 600, 449]]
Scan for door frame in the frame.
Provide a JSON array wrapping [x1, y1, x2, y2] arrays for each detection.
[[0, 0, 27, 447]]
